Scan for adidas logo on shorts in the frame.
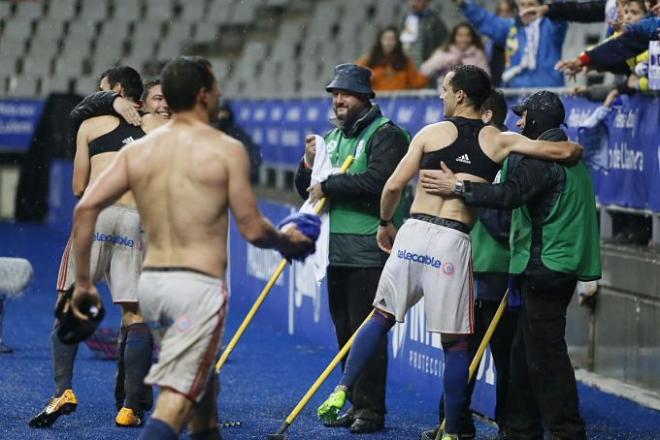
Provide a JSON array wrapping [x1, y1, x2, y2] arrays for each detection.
[[455, 154, 471, 164]]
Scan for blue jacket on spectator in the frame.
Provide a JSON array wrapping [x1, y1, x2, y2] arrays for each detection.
[[460, 0, 567, 88]]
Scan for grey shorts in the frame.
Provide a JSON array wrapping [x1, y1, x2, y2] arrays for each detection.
[[373, 217, 474, 334], [56, 204, 144, 303], [138, 269, 228, 402]]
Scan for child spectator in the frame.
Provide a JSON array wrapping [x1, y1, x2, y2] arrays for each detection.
[[357, 26, 428, 91]]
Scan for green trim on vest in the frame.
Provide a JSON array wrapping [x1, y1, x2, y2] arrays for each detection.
[[509, 161, 601, 280], [471, 159, 510, 273], [326, 116, 408, 235]]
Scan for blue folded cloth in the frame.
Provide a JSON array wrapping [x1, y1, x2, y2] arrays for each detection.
[[277, 213, 321, 261]]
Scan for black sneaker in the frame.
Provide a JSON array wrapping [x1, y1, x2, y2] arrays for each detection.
[[350, 416, 384, 434], [323, 411, 354, 428]]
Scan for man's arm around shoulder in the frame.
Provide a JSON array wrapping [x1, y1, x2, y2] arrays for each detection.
[[487, 128, 582, 162]]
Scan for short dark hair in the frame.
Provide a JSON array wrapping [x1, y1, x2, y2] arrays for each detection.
[[449, 65, 492, 110], [481, 89, 508, 129], [105, 66, 144, 102], [161, 57, 215, 112], [141, 78, 161, 101]]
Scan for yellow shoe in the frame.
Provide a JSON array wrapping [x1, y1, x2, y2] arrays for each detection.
[[115, 407, 143, 427], [29, 389, 78, 428]]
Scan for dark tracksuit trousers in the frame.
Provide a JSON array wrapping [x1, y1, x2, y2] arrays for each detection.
[[506, 275, 586, 440]]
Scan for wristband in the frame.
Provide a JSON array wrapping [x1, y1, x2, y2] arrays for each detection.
[[379, 218, 392, 227], [578, 52, 591, 66]]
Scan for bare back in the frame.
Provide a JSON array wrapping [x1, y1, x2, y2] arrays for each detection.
[[124, 119, 237, 278], [409, 121, 500, 227]]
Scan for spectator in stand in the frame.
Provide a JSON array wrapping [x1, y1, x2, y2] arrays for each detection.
[[557, 0, 653, 82], [420, 22, 490, 89], [452, 0, 568, 88], [400, 0, 449, 68], [212, 99, 262, 183], [357, 26, 428, 91], [488, 0, 518, 86], [520, 0, 620, 35]]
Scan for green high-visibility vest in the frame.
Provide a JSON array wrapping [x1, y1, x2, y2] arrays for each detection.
[[471, 159, 510, 274], [509, 160, 601, 280], [325, 116, 406, 235]]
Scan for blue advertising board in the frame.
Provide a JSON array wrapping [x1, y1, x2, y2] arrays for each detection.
[[47, 159, 76, 237], [0, 99, 45, 152]]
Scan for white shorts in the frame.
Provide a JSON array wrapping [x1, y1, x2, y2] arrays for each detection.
[[56, 204, 144, 303], [138, 269, 228, 402], [373, 217, 474, 334]]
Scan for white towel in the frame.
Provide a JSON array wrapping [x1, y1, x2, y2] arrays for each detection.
[[299, 135, 333, 283]]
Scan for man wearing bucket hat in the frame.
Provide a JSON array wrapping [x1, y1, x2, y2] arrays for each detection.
[[294, 63, 409, 433]]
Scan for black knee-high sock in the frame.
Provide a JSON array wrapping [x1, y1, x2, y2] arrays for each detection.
[[123, 323, 153, 411], [115, 326, 128, 410], [51, 322, 79, 396]]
